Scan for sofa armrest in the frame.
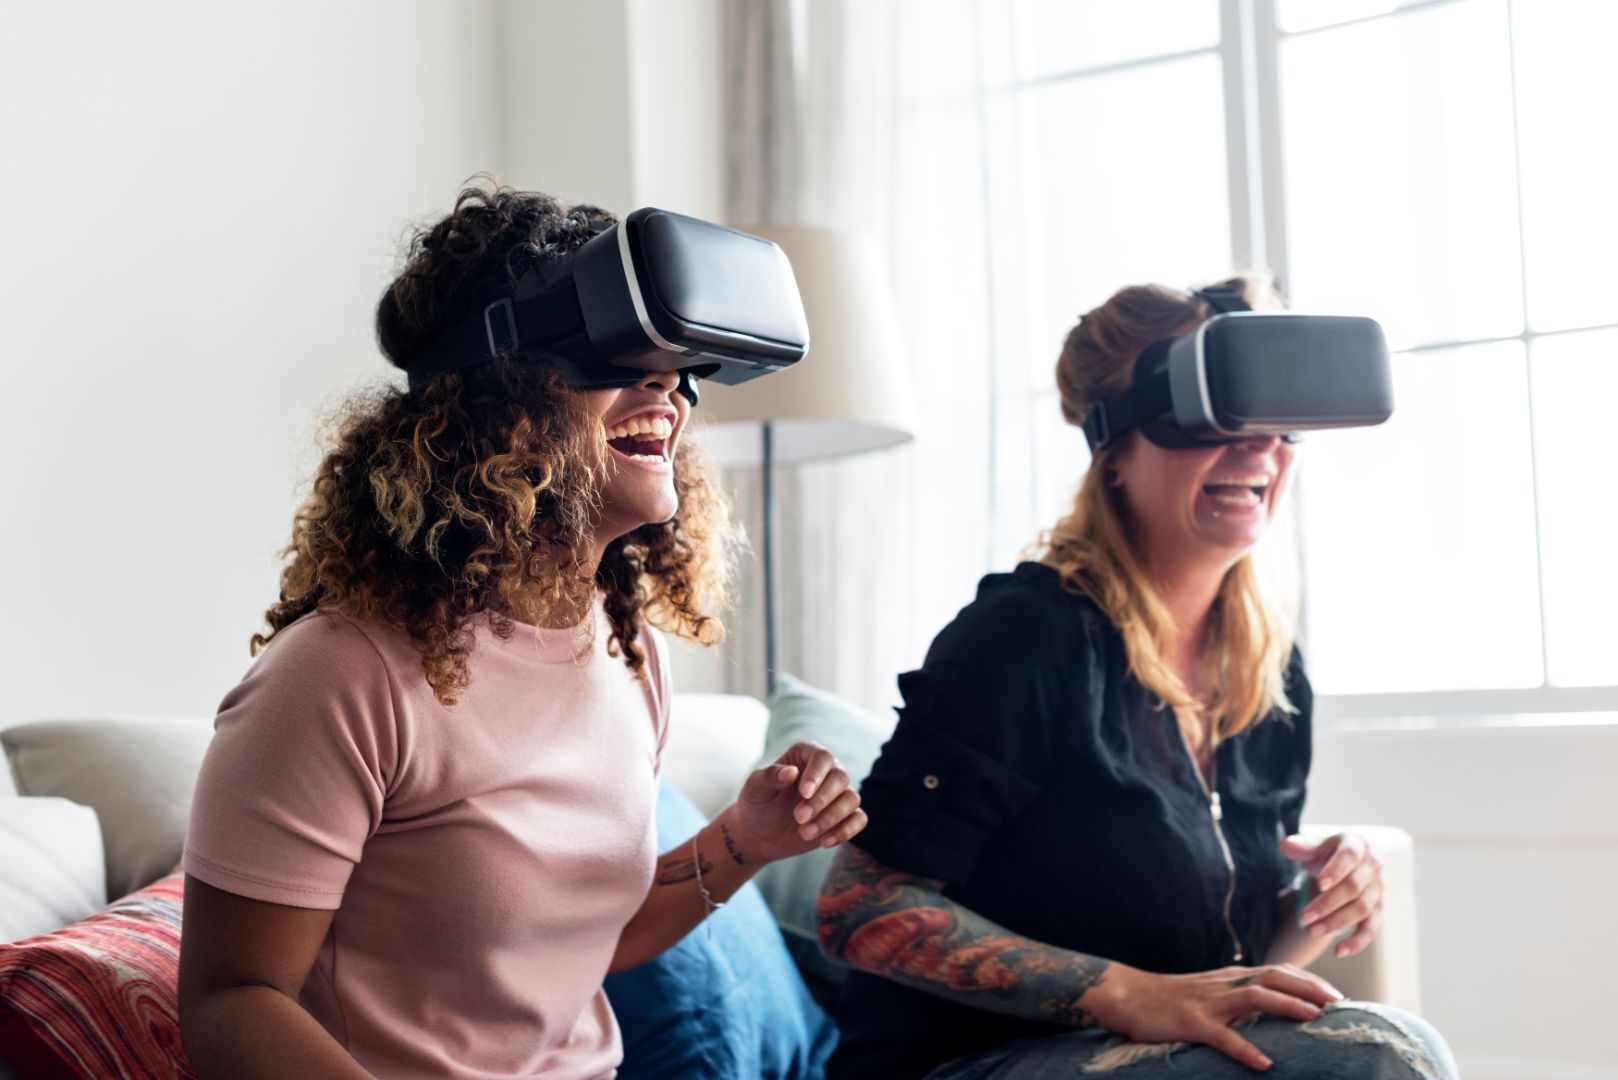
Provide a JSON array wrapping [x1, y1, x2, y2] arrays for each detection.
[[1283, 823, 1420, 1012]]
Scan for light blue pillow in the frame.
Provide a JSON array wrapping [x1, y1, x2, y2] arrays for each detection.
[[750, 673, 893, 989], [603, 778, 838, 1079]]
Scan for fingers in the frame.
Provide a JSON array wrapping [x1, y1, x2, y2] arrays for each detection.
[[1200, 1024, 1272, 1072], [1281, 831, 1338, 872], [776, 741, 836, 799], [1335, 906, 1383, 958], [1238, 985, 1324, 1024], [1278, 833, 1324, 859], [800, 787, 860, 841], [1303, 865, 1382, 937], [792, 762, 850, 824], [1248, 964, 1343, 1006], [817, 806, 868, 848], [1313, 833, 1369, 893]]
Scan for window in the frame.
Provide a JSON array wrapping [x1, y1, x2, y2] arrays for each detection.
[[978, 0, 1618, 715]]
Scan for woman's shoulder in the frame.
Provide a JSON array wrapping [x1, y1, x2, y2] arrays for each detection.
[[928, 562, 1109, 663], [256, 607, 400, 671], [973, 561, 1109, 630]]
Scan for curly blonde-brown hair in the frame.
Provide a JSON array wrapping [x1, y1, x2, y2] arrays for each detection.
[[252, 180, 737, 704]]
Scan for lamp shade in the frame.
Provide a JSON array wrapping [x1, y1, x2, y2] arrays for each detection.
[[695, 226, 918, 465]]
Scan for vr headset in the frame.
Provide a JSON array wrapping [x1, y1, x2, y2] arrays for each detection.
[[407, 208, 810, 406], [1081, 286, 1394, 453]]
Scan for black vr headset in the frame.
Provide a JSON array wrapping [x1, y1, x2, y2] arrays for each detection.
[[407, 208, 811, 406], [1081, 286, 1394, 453]]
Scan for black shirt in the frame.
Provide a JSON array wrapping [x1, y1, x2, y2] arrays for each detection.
[[830, 562, 1313, 1079]]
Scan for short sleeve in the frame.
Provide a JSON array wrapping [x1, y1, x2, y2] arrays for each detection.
[[641, 624, 673, 775], [853, 576, 1092, 885], [183, 612, 399, 910]]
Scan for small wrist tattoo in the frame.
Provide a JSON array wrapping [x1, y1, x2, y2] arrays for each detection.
[[719, 823, 748, 865]]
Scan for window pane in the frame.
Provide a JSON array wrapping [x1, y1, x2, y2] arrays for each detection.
[[1031, 389, 1089, 534], [992, 393, 1038, 566], [1278, 0, 1405, 35], [1015, 55, 1231, 395], [1012, 0, 1219, 80], [1530, 329, 1618, 686], [1299, 341, 1542, 693], [1513, 0, 1618, 333], [1280, 0, 1522, 349]]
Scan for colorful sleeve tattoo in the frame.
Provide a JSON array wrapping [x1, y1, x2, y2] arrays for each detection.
[[815, 846, 1110, 1028]]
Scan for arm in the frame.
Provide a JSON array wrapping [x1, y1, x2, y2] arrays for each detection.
[[817, 846, 1344, 1073], [816, 845, 1110, 1027], [611, 742, 867, 973], [178, 875, 373, 1080], [609, 805, 759, 972]]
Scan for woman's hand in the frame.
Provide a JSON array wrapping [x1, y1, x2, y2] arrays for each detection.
[[724, 740, 867, 865], [1280, 832, 1384, 958], [1089, 963, 1343, 1072]]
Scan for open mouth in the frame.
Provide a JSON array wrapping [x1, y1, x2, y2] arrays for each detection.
[[605, 412, 674, 464], [1202, 474, 1271, 508]]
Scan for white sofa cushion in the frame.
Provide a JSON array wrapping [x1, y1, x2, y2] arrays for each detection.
[[0, 796, 107, 942], [663, 692, 770, 819], [1, 717, 213, 900]]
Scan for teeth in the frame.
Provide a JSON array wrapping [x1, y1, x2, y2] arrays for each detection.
[[1207, 474, 1270, 487], [606, 415, 674, 440], [1207, 490, 1261, 506]]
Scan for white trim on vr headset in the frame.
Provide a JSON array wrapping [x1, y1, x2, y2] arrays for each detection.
[[1192, 320, 1231, 439], [616, 223, 690, 358]]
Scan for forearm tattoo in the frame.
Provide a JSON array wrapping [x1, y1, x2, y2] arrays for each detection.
[[816, 846, 1109, 1028], [654, 846, 714, 886]]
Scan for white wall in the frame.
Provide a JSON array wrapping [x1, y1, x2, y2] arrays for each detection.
[[1308, 722, 1618, 1079], [0, 0, 733, 731]]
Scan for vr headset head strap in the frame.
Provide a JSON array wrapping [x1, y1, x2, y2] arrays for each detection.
[[1192, 285, 1252, 314], [1081, 285, 1253, 453]]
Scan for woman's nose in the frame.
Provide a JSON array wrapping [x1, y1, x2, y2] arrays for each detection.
[[1235, 432, 1282, 451], [634, 368, 680, 394]]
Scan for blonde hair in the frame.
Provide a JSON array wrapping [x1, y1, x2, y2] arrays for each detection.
[[1037, 273, 1296, 751]]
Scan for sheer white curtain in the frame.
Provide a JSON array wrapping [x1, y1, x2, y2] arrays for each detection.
[[714, 0, 995, 714]]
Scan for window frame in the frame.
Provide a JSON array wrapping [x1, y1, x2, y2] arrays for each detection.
[[981, 0, 1618, 720]]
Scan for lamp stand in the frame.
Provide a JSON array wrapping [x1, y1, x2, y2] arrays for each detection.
[[761, 420, 779, 698]]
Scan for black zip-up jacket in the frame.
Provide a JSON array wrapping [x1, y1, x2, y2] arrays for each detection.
[[830, 562, 1313, 1079]]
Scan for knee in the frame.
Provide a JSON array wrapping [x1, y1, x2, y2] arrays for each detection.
[[1300, 1002, 1459, 1080]]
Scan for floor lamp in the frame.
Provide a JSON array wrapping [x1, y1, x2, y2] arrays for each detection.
[[699, 227, 917, 697]]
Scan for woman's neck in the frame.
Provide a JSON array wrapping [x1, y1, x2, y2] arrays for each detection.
[[1147, 550, 1236, 694]]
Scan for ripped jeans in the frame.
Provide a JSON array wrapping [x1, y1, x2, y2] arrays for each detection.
[[925, 1002, 1459, 1080]]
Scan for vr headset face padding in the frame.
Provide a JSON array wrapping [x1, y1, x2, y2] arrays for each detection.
[[1082, 309, 1395, 453], [406, 208, 811, 406]]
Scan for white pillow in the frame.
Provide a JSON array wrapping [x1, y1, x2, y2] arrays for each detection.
[[1, 717, 213, 900], [0, 796, 107, 942], [664, 693, 769, 819]]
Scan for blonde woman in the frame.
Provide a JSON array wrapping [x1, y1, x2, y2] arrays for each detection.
[[816, 276, 1455, 1079]]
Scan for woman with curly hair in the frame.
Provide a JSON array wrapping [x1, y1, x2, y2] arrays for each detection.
[[177, 182, 866, 1080], [816, 276, 1456, 1078]]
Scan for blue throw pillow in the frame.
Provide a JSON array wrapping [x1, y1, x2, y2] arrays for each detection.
[[604, 779, 839, 1079]]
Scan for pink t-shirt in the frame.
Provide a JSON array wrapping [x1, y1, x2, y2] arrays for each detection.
[[184, 605, 669, 1080]]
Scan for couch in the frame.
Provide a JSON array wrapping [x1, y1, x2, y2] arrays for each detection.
[[0, 682, 1421, 1076]]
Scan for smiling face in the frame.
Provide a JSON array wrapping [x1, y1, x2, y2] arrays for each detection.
[[584, 368, 690, 545], [1107, 430, 1295, 574]]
